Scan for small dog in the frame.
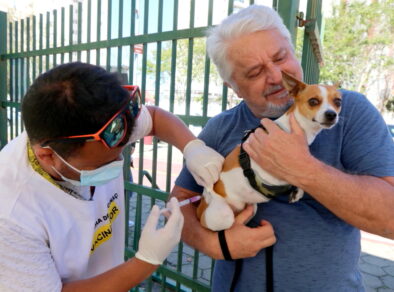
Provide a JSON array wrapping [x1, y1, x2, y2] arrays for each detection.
[[197, 71, 342, 231]]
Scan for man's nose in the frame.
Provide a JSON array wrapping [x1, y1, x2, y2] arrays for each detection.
[[266, 64, 282, 84]]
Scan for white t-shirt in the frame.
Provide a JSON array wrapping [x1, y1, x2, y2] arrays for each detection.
[[0, 106, 152, 291]]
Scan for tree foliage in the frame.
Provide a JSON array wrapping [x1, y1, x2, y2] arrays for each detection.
[[320, 0, 394, 112]]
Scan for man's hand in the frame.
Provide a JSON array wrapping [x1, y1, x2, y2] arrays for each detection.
[[183, 139, 224, 189], [243, 114, 314, 185], [171, 186, 276, 260], [135, 198, 184, 265], [223, 205, 276, 259]]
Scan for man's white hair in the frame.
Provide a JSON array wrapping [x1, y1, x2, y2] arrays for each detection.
[[206, 5, 293, 85]]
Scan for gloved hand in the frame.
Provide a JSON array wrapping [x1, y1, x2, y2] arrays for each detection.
[[183, 139, 224, 189], [135, 197, 184, 265]]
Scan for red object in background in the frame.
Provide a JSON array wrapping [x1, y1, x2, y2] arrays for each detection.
[[144, 136, 153, 145], [134, 44, 143, 54]]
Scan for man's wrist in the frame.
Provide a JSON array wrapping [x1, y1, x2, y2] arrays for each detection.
[[218, 230, 233, 261]]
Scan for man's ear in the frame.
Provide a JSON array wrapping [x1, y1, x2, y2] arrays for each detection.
[[32, 145, 56, 165], [224, 81, 232, 89], [281, 71, 306, 97]]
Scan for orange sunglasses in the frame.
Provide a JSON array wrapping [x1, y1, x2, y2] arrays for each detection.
[[41, 85, 142, 149]]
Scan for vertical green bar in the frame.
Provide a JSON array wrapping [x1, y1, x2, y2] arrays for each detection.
[[185, 0, 195, 117], [106, 0, 112, 71], [26, 17, 30, 89], [138, 0, 149, 186], [69, 5, 73, 61], [202, 0, 214, 117], [53, 9, 57, 67], [129, 0, 136, 84], [14, 20, 19, 137], [301, 0, 322, 84], [61, 8, 65, 64], [117, 0, 123, 72], [96, 0, 101, 65], [32, 16, 36, 80], [277, 0, 299, 47], [272, 0, 278, 10], [20, 19, 25, 99], [0, 12, 7, 148], [128, 0, 135, 84], [20, 18, 25, 133], [87, 0, 91, 63], [166, 0, 178, 191], [221, 0, 235, 111], [151, 0, 164, 189], [39, 14, 43, 73], [46, 12, 50, 70], [8, 22, 13, 139], [77, 2, 82, 61]]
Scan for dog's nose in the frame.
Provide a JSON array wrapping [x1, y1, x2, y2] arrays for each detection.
[[325, 110, 337, 121]]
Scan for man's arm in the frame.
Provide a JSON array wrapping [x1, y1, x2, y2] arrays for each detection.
[[170, 185, 277, 259], [146, 106, 195, 151], [146, 106, 224, 188], [62, 258, 157, 292], [243, 115, 394, 239]]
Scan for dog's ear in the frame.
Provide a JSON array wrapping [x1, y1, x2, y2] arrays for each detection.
[[281, 71, 306, 97]]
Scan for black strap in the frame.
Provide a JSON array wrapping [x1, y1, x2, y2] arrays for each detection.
[[239, 125, 297, 199], [218, 230, 233, 261], [230, 259, 243, 292], [227, 246, 274, 292], [266, 245, 274, 292]]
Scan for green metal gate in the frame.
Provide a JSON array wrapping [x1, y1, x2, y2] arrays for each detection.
[[0, 0, 323, 291]]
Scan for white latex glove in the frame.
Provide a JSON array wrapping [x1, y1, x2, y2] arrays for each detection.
[[135, 197, 184, 265], [183, 139, 224, 189]]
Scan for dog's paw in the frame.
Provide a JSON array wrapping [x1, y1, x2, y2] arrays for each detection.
[[203, 202, 234, 231], [289, 188, 304, 203]]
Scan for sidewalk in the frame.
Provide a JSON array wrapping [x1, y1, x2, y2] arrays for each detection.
[[360, 232, 394, 291]]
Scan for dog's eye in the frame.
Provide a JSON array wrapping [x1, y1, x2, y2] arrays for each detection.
[[308, 98, 320, 107], [334, 98, 342, 107]]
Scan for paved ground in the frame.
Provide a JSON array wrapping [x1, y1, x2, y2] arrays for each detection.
[[360, 232, 394, 291], [130, 142, 394, 291]]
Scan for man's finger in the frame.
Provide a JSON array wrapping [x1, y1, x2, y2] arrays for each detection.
[[261, 118, 280, 133], [289, 113, 304, 135], [234, 204, 255, 224]]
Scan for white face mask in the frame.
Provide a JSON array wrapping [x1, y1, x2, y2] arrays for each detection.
[[52, 152, 124, 187]]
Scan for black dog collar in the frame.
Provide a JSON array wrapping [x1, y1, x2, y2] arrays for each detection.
[[239, 125, 297, 199]]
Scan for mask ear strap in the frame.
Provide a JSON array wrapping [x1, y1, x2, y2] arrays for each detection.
[[51, 149, 81, 174]]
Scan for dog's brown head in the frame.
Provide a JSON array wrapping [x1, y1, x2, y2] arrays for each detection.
[[281, 71, 342, 129]]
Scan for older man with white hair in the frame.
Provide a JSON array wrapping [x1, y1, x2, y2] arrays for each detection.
[[171, 4, 394, 292]]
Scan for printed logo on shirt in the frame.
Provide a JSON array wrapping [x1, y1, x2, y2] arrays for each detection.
[[90, 193, 120, 254]]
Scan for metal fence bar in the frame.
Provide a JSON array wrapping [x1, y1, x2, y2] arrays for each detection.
[[61, 8, 65, 64], [38, 13, 43, 73], [0, 12, 7, 149], [302, 0, 322, 84], [53, 10, 57, 67], [14, 20, 19, 138], [69, 5, 73, 62], [26, 17, 30, 90], [87, 0, 92, 63], [106, 0, 111, 71], [77, 2, 82, 61], [46, 11, 50, 70]]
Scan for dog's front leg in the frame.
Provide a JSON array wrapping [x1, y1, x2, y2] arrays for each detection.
[[289, 188, 304, 203], [201, 189, 235, 231]]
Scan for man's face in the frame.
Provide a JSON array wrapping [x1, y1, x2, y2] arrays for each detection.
[[227, 29, 303, 118]]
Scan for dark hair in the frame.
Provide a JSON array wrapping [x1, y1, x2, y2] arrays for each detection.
[[22, 62, 134, 158]]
